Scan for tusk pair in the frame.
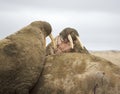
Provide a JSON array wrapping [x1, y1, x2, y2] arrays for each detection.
[[68, 34, 84, 49], [49, 33, 57, 49], [48, 33, 84, 50], [44, 33, 56, 49]]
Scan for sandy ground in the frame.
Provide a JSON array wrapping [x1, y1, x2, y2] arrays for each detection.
[[91, 50, 120, 67]]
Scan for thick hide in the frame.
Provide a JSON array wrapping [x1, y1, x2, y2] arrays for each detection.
[[0, 21, 51, 94], [30, 53, 120, 94]]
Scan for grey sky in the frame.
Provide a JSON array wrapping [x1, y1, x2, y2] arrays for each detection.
[[0, 0, 120, 50]]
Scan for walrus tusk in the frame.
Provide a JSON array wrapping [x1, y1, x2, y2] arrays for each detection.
[[76, 35, 84, 49], [68, 34, 74, 49], [49, 33, 56, 49]]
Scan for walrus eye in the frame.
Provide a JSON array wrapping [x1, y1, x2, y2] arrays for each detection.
[[49, 33, 56, 49], [75, 35, 84, 49], [68, 34, 74, 49]]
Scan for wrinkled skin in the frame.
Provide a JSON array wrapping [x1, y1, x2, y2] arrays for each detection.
[[0, 21, 54, 94], [30, 53, 120, 94], [54, 36, 72, 54]]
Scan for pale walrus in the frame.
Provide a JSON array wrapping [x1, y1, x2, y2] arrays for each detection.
[[46, 27, 89, 55]]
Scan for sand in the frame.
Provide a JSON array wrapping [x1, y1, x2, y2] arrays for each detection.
[[91, 50, 120, 67]]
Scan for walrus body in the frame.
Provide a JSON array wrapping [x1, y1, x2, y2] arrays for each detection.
[[0, 21, 54, 94], [30, 53, 120, 94]]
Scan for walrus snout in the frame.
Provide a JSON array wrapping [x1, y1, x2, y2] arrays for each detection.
[[58, 27, 84, 50], [30, 21, 56, 49]]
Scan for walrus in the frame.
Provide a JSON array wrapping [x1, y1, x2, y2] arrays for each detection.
[[0, 21, 56, 94], [46, 27, 89, 55]]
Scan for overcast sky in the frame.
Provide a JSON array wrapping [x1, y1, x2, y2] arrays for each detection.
[[0, 0, 120, 50]]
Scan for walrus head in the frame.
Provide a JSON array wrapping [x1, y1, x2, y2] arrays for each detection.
[[30, 21, 56, 49], [58, 27, 84, 49]]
